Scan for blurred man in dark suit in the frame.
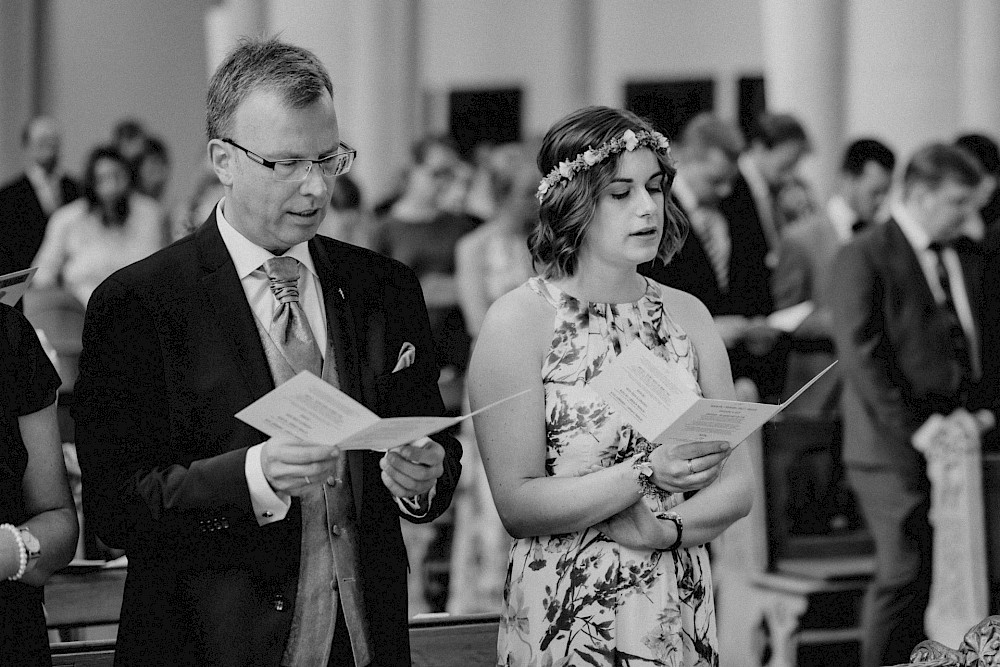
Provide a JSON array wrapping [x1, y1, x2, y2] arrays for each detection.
[[0, 117, 79, 277], [772, 138, 895, 414], [828, 143, 997, 667]]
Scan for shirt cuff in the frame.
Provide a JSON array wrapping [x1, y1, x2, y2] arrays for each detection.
[[245, 442, 291, 525], [396, 482, 437, 518]]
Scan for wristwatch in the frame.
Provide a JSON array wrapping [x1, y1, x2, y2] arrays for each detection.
[[18, 528, 41, 562]]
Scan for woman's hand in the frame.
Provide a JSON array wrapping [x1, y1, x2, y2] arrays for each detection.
[[596, 499, 675, 551], [648, 439, 731, 494], [0, 528, 22, 580]]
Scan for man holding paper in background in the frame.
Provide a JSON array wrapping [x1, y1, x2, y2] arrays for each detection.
[[73, 37, 460, 667]]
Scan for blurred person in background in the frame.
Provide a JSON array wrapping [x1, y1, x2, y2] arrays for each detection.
[[169, 169, 226, 243], [136, 136, 171, 202], [1, 301, 79, 666], [955, 132, 1000, 233], [828, 143, 996, 667], [774, 175, 817, 228], [374, 134, 478, 381], [448, 144, 536, 613], [772, 138, 895, 415], [316, 173, 376, 250], [0, 117, 80, 281], [32, 145, 164, 308], [111, 117, 148, 186], [643, 112, 786, 401]]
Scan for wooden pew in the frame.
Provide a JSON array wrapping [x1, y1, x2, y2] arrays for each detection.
[[51, 614, 501, 667]]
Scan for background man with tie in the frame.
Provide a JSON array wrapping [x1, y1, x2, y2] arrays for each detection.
[[73, 37, 461, 667], [771, 138, 895, 414], [643, 112, 785, 400], [827, 142, 997, 667]]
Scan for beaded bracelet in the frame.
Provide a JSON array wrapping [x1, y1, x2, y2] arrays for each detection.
[[0, 523, 27, 581]]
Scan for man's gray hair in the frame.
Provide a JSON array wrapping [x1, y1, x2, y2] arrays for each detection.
[[206, 36, 333, 140]]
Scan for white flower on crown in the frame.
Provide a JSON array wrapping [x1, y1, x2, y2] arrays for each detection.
[[622, 129, 639, 151], [582, 149, 600, 166]]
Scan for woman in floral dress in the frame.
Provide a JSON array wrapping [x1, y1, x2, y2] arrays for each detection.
[[467, 106, 754, 666]]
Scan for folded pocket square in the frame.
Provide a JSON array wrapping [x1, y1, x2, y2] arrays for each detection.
[[393, 342, 416, 372]]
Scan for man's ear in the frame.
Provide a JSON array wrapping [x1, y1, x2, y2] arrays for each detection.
[[208, 140, 234, 187]]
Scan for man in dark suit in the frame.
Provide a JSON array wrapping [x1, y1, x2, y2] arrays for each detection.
[[643, 112, 786, 399], [772, 138, 895, 414], [828, 143, 997, 667], [0, 117, 79, 277], [73, 38, 461, 667]]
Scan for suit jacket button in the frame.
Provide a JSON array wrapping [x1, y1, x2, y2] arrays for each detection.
[[272, 594, 287, 612]]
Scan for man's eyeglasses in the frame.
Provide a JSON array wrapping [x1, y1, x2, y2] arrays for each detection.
[[222, 138, 356, 182]]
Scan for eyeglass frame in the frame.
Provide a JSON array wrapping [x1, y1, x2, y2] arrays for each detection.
[[221, 137, 357, 181]]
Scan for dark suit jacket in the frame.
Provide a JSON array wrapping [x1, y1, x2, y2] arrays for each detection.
[[827, 218, 993, 475], [72, 214, 462, 666], [717, 170, 775, 317], [642, 192, 772, 317], [0, 174, 79, 274]]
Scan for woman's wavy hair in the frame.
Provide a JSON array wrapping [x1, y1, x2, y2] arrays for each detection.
[[82, 145, 130, 228], [528, 106, 687, 279]]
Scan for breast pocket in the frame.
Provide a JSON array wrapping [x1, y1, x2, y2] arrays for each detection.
[[374, 365, 436, 418]]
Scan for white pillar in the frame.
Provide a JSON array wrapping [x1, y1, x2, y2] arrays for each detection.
[[760, 0, 846, 199], [845, 1, 960, 163], [959, 0, 1000, 134], [204, 0, 266, 78]]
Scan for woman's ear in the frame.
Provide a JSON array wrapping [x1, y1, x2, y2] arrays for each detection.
[[208, 140, 234, 187]]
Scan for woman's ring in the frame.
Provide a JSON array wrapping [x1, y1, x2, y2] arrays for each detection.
[[304, 475, 311, 485], [686, 459, 694, 475]]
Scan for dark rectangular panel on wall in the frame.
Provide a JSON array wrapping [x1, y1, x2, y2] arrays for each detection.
[[738, 75, 767, 140], [448, 88, 522, 161], [624, 79, 714, 139]]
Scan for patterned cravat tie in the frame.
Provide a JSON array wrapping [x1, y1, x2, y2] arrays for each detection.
[[263, 256, 322, 380], [262, 257, 335, 667]]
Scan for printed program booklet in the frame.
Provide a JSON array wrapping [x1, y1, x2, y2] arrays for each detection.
[[589, 339, 835, 447]]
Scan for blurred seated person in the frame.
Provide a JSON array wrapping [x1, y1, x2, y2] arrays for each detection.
[[33, 145, 165, 308], [642, 112, 787, 400], [455, 144, 537, 338], [375, 135, 478, 378], [136, 136, 171, 202], [0, 117, 80, 281], [1, 302, 79, 666], [772, 138, 895, 414], [316, 173, 376, 250]]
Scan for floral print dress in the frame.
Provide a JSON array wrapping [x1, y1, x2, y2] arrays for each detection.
[[498, 276, 718, 667]]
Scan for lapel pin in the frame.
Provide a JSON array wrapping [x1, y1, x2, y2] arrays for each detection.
[[338, 287, 345, 300]]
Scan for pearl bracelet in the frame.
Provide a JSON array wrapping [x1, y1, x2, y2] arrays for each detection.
[[0, 523, 27, 581]]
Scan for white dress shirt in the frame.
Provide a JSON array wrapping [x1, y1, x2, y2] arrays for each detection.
[[217, 200, 327, 525]]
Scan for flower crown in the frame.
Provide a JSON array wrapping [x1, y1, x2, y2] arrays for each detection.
[[536, 128, 671, 202]]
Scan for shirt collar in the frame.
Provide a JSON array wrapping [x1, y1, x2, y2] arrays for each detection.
[[890, 197, 933, 253], [826, 194, 858, 242], [739, 154, 770, 203], [215, 197, 318, 280]]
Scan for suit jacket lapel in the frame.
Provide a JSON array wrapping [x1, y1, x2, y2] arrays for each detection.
[[196, 212, 274, 400], [310, 237, 366, 516]]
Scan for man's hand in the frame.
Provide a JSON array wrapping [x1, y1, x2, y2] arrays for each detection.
[[648, 439, 731, 493], [380, 436, 445, 498], [261, 437, 340, 496]]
